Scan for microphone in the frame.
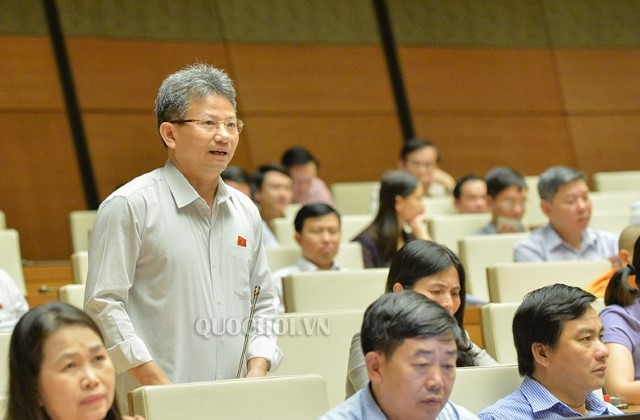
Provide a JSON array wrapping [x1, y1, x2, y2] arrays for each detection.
[[236, 285, 261, 378]]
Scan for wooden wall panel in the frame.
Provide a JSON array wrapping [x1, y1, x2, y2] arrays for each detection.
[[0, 36, 62, 110], [412, 115, 576, 178], [66, 39, 230, 111], [0, 113, 84, 260], [230, 44, 395, 113], [567, 115, 640, 174], [83, 114, 167, 199], [242, 115, 403, 183], [400, 48, 565, 112], [554, 49, 640, 111]]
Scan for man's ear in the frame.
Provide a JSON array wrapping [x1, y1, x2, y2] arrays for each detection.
[[365, 351, 384, 385], [294, 232, 302, 246], [541, 200, 552, 218], [159, 122, 177, 149], [531, 342, 551, 368], [391, 282, 404, 293]]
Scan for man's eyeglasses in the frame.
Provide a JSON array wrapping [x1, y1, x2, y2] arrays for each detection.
[[169, 119, 244, 134]]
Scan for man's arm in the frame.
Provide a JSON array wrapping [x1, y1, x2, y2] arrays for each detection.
[[128, 361, 172, 385]]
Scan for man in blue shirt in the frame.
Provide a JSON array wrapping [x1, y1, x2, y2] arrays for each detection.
[[478, 284, 622, 419], [320, 291, 477, 420], [514, 166, 617, 262]]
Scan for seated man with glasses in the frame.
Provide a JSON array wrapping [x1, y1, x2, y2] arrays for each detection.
[[474, 166, 528, 235]]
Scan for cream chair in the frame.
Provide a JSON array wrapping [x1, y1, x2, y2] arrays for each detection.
[[522, 175, 546, 229], [593, 171, 640, 192], [481, 303, 519, 364], [487, 260, 611, 303], [1, 332, 11, 403], [71, 251, 89, 284], [450, 364, 521, 414], [0, 210, 6, 230], [58, 284, 85, 309], [427, 213, 491, 254], [283, 268, 388, 313], [422, 197, 456, 216], [589, 209, 633, 236], [69, 210, 97, 253], [267, 242, 364, 272], [458, 233, 528, 302], [275, 310, 364, 407], [0, 229, 26, 296], [271, 214, 372, 247], [130, 374, 329, 419], [589, 191, 640, 212], [331, 181, 378, 215], [284, 203, 302, 218]]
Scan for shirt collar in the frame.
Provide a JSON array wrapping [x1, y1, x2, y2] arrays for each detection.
[[162, 160, 238, 210], [545, 224, 597, 253], [521, 375, 611, 416]]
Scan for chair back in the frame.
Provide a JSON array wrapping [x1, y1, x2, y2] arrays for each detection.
[[71, 251, 89, 284], [267, 242, 364, 272], [450, 365, 521, 414], [589, 209, 633, 236], [458, 233, 528, 302], [593, 171, 640, 192], [522, 176, 546, 229], [276, 310, 364, 407], [1, 332, 11, 399], [481, 303, 519, 364], [130, 374, 329, 420], [69, 210, 97, 253], [58, 284, 85, 309], [0, 229, 26, 296], [283, 268, 387, 312], [0, 210, 5, 230], [422, 197, 456, 216], [589, 191, 640, 212], [331, 181, 378, 215], [427, 213, 491, 254], [487, 260, 611, 303]]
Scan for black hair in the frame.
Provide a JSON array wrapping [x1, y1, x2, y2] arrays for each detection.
[[252, 163, 291, 191], [400, 138, 440, 163], [604, 235, 640, 307], [485, 166, 526, 198], [281, 146, 319, 168], [293, 203, 341, 233], [453, 174, 484, 200]]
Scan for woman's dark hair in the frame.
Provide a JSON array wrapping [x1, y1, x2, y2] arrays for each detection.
[[385, 240, 474, 366], [6, 302, 123, 420], [366, 170, 419, 265], [604, 236, 640, 307]]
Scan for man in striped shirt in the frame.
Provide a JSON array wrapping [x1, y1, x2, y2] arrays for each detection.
[[478, 284, 622, 419]]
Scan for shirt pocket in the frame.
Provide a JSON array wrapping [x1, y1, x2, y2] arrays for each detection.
[[230, 246, 251, 299]]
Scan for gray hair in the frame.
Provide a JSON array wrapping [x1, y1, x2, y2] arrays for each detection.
[[155, 63, 237, 129], [537, 165, 587, 201]]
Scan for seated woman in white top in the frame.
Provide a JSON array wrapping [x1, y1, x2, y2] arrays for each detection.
[[345, 239, 498, 397]]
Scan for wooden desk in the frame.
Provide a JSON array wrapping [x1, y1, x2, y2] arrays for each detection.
[[23, 260, 73, 307]]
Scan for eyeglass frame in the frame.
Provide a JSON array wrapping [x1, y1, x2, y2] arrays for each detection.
[[169, 118, 244, 134]]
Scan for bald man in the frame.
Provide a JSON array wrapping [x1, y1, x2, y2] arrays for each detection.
[[586, 224, 640, 298]]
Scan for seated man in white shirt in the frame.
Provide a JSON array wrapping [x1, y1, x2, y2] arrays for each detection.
[[272, 203, 341, 312], [320, 291, 477, 420], [252, 163, 293, 248], [514, 165, 617, 262], [0, 268, 29, 332]]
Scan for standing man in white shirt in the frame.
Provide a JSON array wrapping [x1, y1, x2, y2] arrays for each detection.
[[272, 203, 342, 312], [84, 64, 282, 407]]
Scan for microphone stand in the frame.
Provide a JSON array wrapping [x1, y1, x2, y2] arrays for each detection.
[[236, 285, 261, 378]]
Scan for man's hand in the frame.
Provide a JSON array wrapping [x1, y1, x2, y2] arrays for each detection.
[[128, 361, 172, 386], [245, 357, 270, 378]]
